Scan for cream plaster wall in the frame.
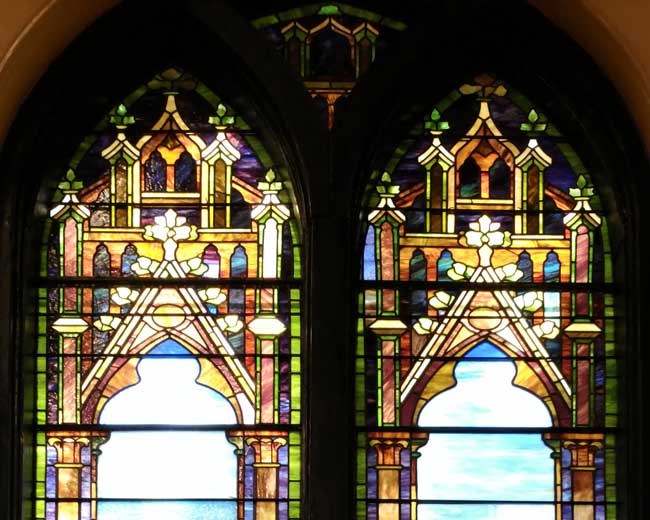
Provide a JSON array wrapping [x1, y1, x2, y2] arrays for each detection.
[[0, 0, 649, 150], [0, 0, 118, 142], [531, 0, 650, 149]]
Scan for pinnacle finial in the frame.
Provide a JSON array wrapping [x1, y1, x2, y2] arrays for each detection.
[[424, 107, 450, 133], [58, 168, 83, 193], [209, 103, 235, 129], [109, 103, 135, 129], [564, 174, 601, 230], [258, 168, 283, 194], [459, 74, 507, 98], [520, 108, 548, 134], [376, 171, 400, 198], [569, 175, 595, 199], [146, 68, 198, 93]]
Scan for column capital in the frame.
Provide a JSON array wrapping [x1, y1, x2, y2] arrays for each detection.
[[368, 431, 430, 467], [47, 430, 109, 448], [46, 430, 110, 520], [47, 431, 110, 462], [227, 429, 288, 465], [543, 432, 604, 469], [228, 429, 288, 518]]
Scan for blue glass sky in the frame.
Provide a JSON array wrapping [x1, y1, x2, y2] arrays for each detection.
[[98, 340, 238, 500], [417, 342, 554, 519]]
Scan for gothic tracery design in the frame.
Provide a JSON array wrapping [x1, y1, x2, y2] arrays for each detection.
[[356, 75, 615, 520], [253, 2, 406, 128], [37, 68, 302, 520]]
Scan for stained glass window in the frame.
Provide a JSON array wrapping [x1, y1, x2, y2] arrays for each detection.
[[356, 75, 616, 519], [251, 3, 406, 128], [36, 68, 302, 520]]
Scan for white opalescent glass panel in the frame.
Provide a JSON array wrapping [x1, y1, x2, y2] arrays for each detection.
[[98, 340, 237, 500]]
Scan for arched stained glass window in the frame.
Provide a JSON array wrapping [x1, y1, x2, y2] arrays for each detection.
[[356, 75, 615, 519], [36, 68, 302, 520]]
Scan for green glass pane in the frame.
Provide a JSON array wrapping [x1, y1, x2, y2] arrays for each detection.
[[289, 500, 300, 518], [289, 481, 301, 500], [35, 500, 45, 518]]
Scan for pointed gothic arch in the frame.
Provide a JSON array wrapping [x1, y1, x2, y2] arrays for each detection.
[[355, 72, 621, 519], [30, 60, 306, 520], [408, 333, 568, 427], [85, 327, 253, 424], [1, 2, 649, 520]]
